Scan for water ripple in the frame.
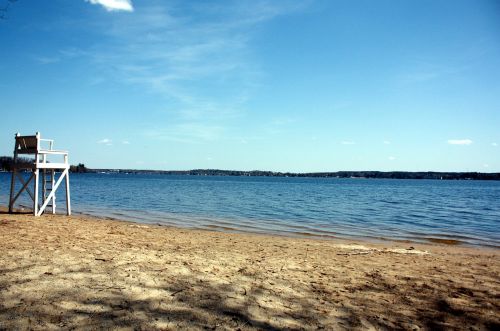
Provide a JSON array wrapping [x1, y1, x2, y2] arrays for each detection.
[[1, 173, 499, 247]]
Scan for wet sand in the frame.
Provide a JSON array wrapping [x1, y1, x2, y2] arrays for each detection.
[[0, 211, 499, 330]]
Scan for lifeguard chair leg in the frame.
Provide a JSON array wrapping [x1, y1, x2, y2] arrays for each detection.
[[8, 169, 16, 213], [51, 170, 56, 214], [33, 169, 39, 216], [65, 172, 71, 216]]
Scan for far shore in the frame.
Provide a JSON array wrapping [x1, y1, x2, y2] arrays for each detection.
[[2, 164, 500, 180], [1, 208, 498, 329]]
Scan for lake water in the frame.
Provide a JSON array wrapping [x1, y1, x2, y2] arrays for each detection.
[[1, 172, 499, 248]]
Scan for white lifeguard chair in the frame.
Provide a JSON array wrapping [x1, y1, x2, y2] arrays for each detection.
[[8, 132, 71, 216]]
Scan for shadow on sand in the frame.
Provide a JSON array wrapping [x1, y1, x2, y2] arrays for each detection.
[[1, 259, 499, 330]]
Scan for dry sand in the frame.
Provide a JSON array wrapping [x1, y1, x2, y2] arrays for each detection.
[[0, 210, 498, 330]]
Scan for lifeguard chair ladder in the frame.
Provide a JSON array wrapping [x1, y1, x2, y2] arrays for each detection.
[[8, 132, 71, 216]]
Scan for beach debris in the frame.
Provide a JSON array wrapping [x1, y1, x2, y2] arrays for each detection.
[[128, 224, 149, 229], [334, 244, 429, 255], [336, 251, 370, 256], [388, 248, 429, 255], [90, 285, 125, 292], [171, 288, 185, 296], [95, 257, 113, 262]]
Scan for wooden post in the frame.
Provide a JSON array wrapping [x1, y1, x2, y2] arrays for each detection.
[[8, 168, 16, 213], [42, 169, 46, 208], [8, 133, 19, 213], [64, 153, 71, 215], [36, 132, 40, 150], [51, 169, 56, 214], [33, 169, 39, 216], [65, 170, 71, 216]]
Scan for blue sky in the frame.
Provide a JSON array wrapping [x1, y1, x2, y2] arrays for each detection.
[[1, 0, 499, 172]]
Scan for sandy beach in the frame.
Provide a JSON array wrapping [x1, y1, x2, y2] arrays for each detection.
[[0, 210, 498, 330]]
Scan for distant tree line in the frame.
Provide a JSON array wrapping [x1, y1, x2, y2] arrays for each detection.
[[89, 168, 500, 180], [0, 156, 33, 171], [1, 156, 498, 180], [69, 163, 88, 173], [0, 156, 88, 173]]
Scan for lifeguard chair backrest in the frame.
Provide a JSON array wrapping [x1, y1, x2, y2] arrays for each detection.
[[15, 133, 39, 154]]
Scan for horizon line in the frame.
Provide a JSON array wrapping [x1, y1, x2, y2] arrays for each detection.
[[80, 167, 500, 175]]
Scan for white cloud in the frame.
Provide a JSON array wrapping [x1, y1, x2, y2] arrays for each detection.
[[383, 140, 391, 145], [388, 156, 396, 161], [400, 59, 466, 85], [35, 56, 60, 64], [492, 142, 498, 147], [86, 0, 133, 12], [483, 164, 489, 168], [97, 138, 113, 146], [447, 139, 472, 145], [122, 140, 130, 145], [341, 141, 356, 145], [73, 2, 310, 125], [145, 123, 224, 143]]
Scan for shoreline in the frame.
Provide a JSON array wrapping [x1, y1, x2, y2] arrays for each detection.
[[65, 208, 500, 250], [83, 212, 500, 255], [1, 210, 499, 329], [5, 204, 500, 250]]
